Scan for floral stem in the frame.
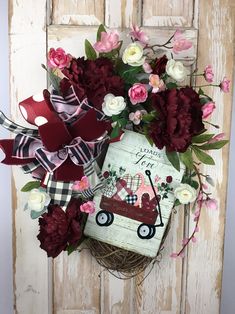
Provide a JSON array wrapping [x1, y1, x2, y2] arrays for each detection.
[[175, 165, 203, 257], [203, 121, 220, 129], [193, 84, 219, 88]]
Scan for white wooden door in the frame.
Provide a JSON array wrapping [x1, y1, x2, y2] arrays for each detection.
[[9, 1, 234, 313]]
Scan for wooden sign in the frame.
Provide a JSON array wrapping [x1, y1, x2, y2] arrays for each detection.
[[85, 130, 185, 257]]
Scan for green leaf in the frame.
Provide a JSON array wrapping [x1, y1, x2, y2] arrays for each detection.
[[197, 140, 229, 150], [179, 149, 194, 170], [118, 64, 142, 84], [110, 123, 121, 139], [96, 24, 106, 41], [166, 151, 180, 171], [166, 82, 178, 89], [192, 146, 215, 165], [21, 181, 41, 192], [200, 97, 211, 105], [198, 88, 205, 95], [142, 111, 157, 123], [30, 208, 47, 219], [48, 69, 62, 92], [192, 133, 215, 143], [67, 244, 77, 256], [118, 118, 127, 128], [174, 199, 181, 206], [85, 39, 97, 60], [190, 180, 199, 190]]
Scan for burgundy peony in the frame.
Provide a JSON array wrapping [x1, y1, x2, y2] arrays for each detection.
[[37, 198, 84, 258], [148, 87, 204, 152], [61, 57, 124, 110], [152, 55, 168, 76]]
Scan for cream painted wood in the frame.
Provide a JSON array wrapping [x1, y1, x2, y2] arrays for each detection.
[[184, 1, 235, 313], [10, 0, 234, 313], [51, 0, 104, 25], [143, 0, 194, 27], [9, 1, 49, 314]]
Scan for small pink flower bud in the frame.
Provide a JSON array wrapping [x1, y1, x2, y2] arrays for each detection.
[[202, 101, 216, 119], [219, 77, 230, 93], [203, 65, 214, 83]]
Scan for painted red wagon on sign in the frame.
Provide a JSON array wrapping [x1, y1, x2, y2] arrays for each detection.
[[95, 170, 164, 239]]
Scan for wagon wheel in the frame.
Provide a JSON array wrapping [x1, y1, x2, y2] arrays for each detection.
[[96, 210, 114, 227], [137, 224, 156, 239]]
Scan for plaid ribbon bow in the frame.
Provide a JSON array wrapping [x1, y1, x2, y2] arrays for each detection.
[[13, 133, 107, 174]]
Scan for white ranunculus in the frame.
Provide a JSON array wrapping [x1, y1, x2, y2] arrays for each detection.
[[166, 59, 188, 82], [174, 184, 197, 204], [102, 94, 126, 116], [28, 189, 51, 211], [122, 42, 145, 67]]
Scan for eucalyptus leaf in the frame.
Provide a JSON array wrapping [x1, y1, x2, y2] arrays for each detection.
[[192, 146, 215, 165], [166, 151, 180, 171], [85, 39, 97, 60], [21, 181, 41, 192], [179, 149, 194, 170]]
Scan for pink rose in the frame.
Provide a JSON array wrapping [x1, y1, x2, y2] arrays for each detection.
[[203, 65, 214, 83], [219, 77, 230, 93], [202, 101, 216, 119], [93, 31, 120, 53], [149, 74, 165, 93], [128, 83, 148, 105], [208, 133, 225, 144], [205, 198, 218, 210], [80, 201, 95, 214], [129, 110, 147, 125], [129, 25, 149, 45], [72, 176, 90, 191], [172, 30, 192, 54], [48, 48, 72, 69], [143, 62, 153, 73]]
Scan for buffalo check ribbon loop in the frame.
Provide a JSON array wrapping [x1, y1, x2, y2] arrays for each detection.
[[13, 133, 107, 174]]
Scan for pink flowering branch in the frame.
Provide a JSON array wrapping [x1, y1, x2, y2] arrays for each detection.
[[171, 165, 204, 258]]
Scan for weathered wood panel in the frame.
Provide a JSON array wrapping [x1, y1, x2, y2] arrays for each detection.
[[105, 0, 141, 28], [51, 0, 104, 25], [142, 0, 194, 27], [9, 1, 49, 314], [185, 1, 235, 313]]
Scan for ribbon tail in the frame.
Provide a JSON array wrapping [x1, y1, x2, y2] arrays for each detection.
[[0, 111, 39, 137], [0, 139, 34, 165]]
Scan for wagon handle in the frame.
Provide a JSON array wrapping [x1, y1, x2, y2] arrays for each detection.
[[145, 170, 164, 227]]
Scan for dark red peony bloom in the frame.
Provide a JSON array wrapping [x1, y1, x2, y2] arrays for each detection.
[[152, 55, 168, 76], [37, 198, 84, 258], [61, 57, 124, 110], [148, 87, 204, 152]]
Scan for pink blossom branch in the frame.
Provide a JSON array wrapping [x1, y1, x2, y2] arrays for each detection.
[[171, 165, 204, 258]]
